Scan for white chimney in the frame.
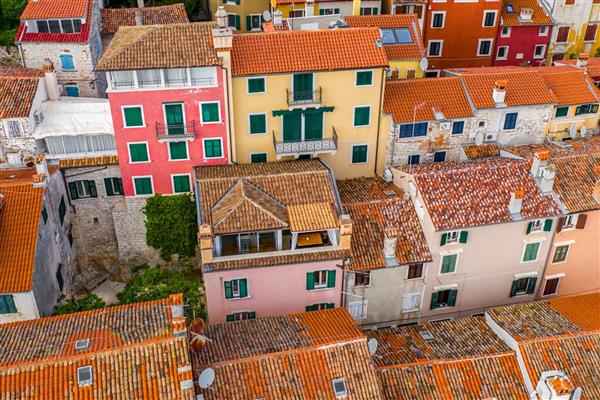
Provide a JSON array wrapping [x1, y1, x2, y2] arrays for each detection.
[[305, 0, 315, 17], [535, 371, 578, 400], [576, 53, 589, 68], [34, 153, 48, 176], [493, 80, 507, 105], [134, 10, 142, 26], [508, 190, 524, 216], [383, 227, 398, 266], [593, 179, 600, 204], [530, 150, 550, 178], [519, 7, 533, 22], [273, 9, 283, 27], [42, 59, 60, 101], [540, 164, 556, 193], [212, 28, 233, 51], [137, 0, 144, 8], [216, 6, 228, 29]]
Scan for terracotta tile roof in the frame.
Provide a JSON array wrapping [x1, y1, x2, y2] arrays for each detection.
[[0, 69, 42, 119], [287, 202, 338, 232], [383, 77, 473, 123], [101, 4, 188, 36], [397, 158, 560, 230], [370, 317, 529, 399], [20, 0, 87, 19], [537, 68, 600, 106], [16, 0, 92, 43], [344, 15, 425, 61], [231, 28, 388, 76], [500, 0, 552, 26], [262, 20, 290, 32], [338, 177, 431, 270], [501, 136, 600, 159], [58, 155, 119, 168], [192, 308, 383, 400], [463, 143, 500, 159], [96, 22, 220, 71], [0, 295, 194, 399]]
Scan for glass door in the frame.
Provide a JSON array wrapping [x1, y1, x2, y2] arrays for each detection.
[[164, 103, 184, 135], [293, 73, 313, 102], [283, 113, 301, 142], [304, 112, 323, 140]]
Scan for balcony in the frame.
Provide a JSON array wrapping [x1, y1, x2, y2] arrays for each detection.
[[155, 121, 197, 142], [272, 127, 338, 157], [287, 87, 322, 107]]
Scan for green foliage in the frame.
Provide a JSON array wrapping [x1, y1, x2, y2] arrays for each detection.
[[107, 0, 206, 20], [0, 27, 17, 46], [143, 194, 198, 261], [117, 265, 204, 319], [0, 0, 27, 45], [53, 294, 106, 315]]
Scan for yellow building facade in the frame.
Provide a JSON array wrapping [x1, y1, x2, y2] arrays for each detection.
[[208, 0, 271, 32], [545, 2, 600, 62]]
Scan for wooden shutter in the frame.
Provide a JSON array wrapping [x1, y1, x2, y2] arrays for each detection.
[[116, 178, 123, 195], [448, 289, 458, 307], [68, 182, 79, 200], [430, 292, 439, 310], [556, 217, 564, 232], [235, 15, 241, 30], [239, 279, 248, 298], [576, 214, 587, 229], [440, 233, 447, 246], [87, 181, 97, 198], [306, 272, 315, 290], [509, 280, 519, 297], [327, 270, 336, 288], [104, 178, 114, 196], [224, 281, 233, 299], [585, 24, 597, 42], [226, 314, 234, 322], [543, 219, 553, 232], [526, 277, 537, 294], [526, 222, 532, 234], [459, 231, 468, 244]]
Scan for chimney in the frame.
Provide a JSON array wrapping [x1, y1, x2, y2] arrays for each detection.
[[42, 59, 60, 101], [273, 9, 283, 27], [305, 0, 315, 17], [352, 0, 362, 16], [593, 179, 600, 204], [198, 224, 214, 264], [137, 0, 144, 8], [540, 164, 556, 193], [134, 10, 143, 26], [493, 80, 507, 105], [519, 7, 533, 22], [531, 150, 550, 177], [576, 52, 589, 68], [339, 214, 352, 250], [34, 153, 48, 176], [383, 228, 398, 259], [508, 190, 524, 216], [216, 6, 228, 29]]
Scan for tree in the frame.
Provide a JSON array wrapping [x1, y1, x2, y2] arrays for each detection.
[[0, 0, 28, 46], [53, 294, 106, 315]]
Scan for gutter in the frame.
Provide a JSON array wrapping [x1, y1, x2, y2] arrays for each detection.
[[374, 67, 385, 176], [222, 63, 236, 163]]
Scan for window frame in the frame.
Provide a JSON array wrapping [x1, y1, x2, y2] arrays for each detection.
[[59, 52, 76, 71], [351, 144, 369, 164], [543, 277, 560, 296], [77, 366, 93, 387], [171, 173, 192, 193], [247, 76, 266, 94], [496, 46, 509, 60], [431, 11, 445, 28], [503, 112, 518, 130], [556, 26, 570, 43], [482, 10, 498, 27], [0, 295, 17, 314], [132, 176, 154, 196], [354, 271, 371, 287], [555, 106, 569, 118], [65, 84, 79, 97], [563, 213, 578, 229], [534, 44, 546, 59], [314, 270, 329, 289], [539, 25, 549, 36], [248, 113, 267, 135], [332, 378, 348, 398], [127, 142, 150, 164], [199, 101, 221, 124], [521, 241, 542, 263], [353, 105, 372, 127], [399, 122, 428, 138], [121, 105, 145, 128], [512, 276, 536, 296], [500, 26, 511, 38], [433, 150, 446, 162], [250, 152, 268, 163], [452, 120, 465, 134], [104, 177, 123, 196], [408, 154, 420, 165], [167, 141, 189, 161], [428, 40, 443, 57], [552, 244, 570, 264], [407, 263, 424, 279], [440, 253, 459, 275], [355, 70, 374, 87], [477, 39, 494, 57], [202, 137, 224, 159], [529, 219, 544, 233]]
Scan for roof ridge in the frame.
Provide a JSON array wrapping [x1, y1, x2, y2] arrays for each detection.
[[375, 350, 518, 370]]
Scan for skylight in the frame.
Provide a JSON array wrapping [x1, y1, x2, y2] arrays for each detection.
[[380, 28, 413, 45], [419, 330, 434, 341], [332, 378, 348, 398], [505, 4, 514, 13], [74, 338, 90, 350], [77, 366, 93, 387]]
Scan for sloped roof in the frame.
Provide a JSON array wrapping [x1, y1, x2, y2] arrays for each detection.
[[0, 67, 42, 119], [500, 0, 553, 26], [287, 202, 338, 232], [59, 155, 119, 168], [537, 67, 600, 106], [96, 22, 220, 71], [20, 0, 87, 19], [463, 143, 501, 159], [101, 4, 189, 36], [231, 27, 388, 76], [338, 177, 431, 270]]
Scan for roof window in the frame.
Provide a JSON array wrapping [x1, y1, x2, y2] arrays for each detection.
[[419, 330, 434, 341], [332, 378, 348, 398], [74, 338, 90, 350], [77, 366, 93, 387]]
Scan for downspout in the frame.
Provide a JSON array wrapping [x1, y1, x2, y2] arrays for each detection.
[[340, 257, 349, 308], [374, 67, 385, 176], [222, 64, 236, 163]]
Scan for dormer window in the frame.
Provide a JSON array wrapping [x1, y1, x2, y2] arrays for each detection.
[[77, 366, 93, 387], [332, 378, 348, 398], [35, 19, 81, 34]]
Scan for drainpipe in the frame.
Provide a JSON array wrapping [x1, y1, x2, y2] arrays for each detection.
[[339, 257, 350, 307], [374, 67, 385, 176], [222, 64, 236, 163]]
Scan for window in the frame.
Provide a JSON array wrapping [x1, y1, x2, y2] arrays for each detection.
[[510, 276, 537, 296], [42, 207, 48, 223], [351, 144, 368, 164], [246, 14, 261, 30], [123, 106, 144, 127], [46, 20, 59, 33], [227, 13, 241, 30], [164, 68, 187, 86], [360, 6, 379, 15], [68, 180, 97, 200], [133, 177, 153, 195], [555, 106, 569, 117], [104, 177, 123, 196], [503, 112, 518, 130], [169, 141, 188, 160], [59, 53, 75, 71], [428, 41, 442, 57], [452, 121, 464, 134], [527, 219, 545, 234], [497, 46, 508, 60], [483, 11, 497, 27], [172, 175, 191, 193], [425, 71, 440, 78], [37, 20, 50, 33], [75, 339, 90, 350], [399, 122, 427, 138], [137, 69, 161, 87], [562, 214, 578, 229], [307, 270, 335, 290], [543, 278, 560, 296], [553, 245, 569, 263], [575, 103, 599, 115], [408, 154, 420, 165], [501, 26, 511, 37], [247, 77, 265, 93], [354, 271, 371, 287], [65, 85, 79, 97], [332, 378, 348, 398], [380, 28, 413, 44], [402, 292, 421, 312], [249, 114, 266, 134], [77, 366, 93, 387], [226, 311, 256, 321], [128, 143, 149, 163], [522, 242, 541, 262], [356, 70, 373, 86], [200, 102, 220, 123], [191, 67, 215, 86], [250, 153, 267, 163], [289, 9, 304, 18], [539, 25, 549, 36], [440, 254, 458, 274], [0, 295, 16, 314], [431, 12, 444, 28], [430, 289, 457, 309], [306, 303, 334, 311], [433, 151, 446, 162], [5, 120, 23, 137], [110, 70, 134, 88], [319, 7, 340, 15], [440, 230, 468, 245], [353, 106, 371, 126], [349, 300, 368, 319], [556, 26, 570, 43], [585, 23, 597, 42], [58, 196, 66, 224], [203, 138, 223, 158], [534, 44, 546, 59], [478, 39, 493, 56], [407, 263, 423, 279], [224, 278, 248, 299]]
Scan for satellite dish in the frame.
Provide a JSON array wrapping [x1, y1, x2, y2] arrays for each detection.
[[198, 368, 215, 389], [573, 388, 582, 400], [368, 338, 378, 355], [580, 125, 587, 137], [419, 57, 429, 72], [262, 10, 272, 22], [408, 181, 418, 197], [569, 123, 577, 138], [475, 132, 484, 146]]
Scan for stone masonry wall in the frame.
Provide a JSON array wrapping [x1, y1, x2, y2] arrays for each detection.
[[0, 118, 36, 163], [473, 105, 552, 146]]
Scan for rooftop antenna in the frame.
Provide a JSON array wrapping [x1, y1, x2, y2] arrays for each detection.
[[368, 338, 379, 355], [198, 368, 215, 389]]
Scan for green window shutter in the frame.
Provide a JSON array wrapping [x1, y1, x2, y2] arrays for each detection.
[[239, 278, 248, 297], [248, 311, 256, 319], [304, 112, 324, 140], [440, 233, 447, 246], [235, 15, 240, 30], [356, 71, 373, 86], [509, 280, 519, 297], [526, 222, 532, 234], [129, 143, 149, 162], [204, 139, 223, 158], [235, 0, 240, 4], [352, 145, 368, 164], [173, 175, 191, 193], [526, 277, 537, 294], [123, 107, 143, 127], [319, 9, 324, 15], [246, 15, 251, 30], [327, 303, 334, 309], [543, 219, 553, 232], [306, 272, 315, 290], [68, 182, 79, 200], [201, 103, 220, 123], [335, 8, 339, 13], [169, 141, 188, 160], [374, 7, 379, 14], [226, 314, 234, 322], [87, 181, 97, 198], [41, 207, 48, 223], [523, 242, 540, 262], [441, 254, 457, 274], [459, 231, 468, 244], [248, 78, 265, 93], [430, 292, 439, 310], [116, 178, 123, 195], [327, 270, 336, 288], [448, 289, 458, 307], [251, 153, 267, 163], [249, 114, 266, 134], [104, 178, 114, 196], [354, 106, 370, 126], [134, 177, 152, 195], [306, 305, 314, 312], [224, 281, 233, 299]]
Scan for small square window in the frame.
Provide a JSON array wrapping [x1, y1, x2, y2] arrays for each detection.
[[501, 26, 511, 37], [65, 85, 79, 97], [251, 153, 267, 163], [452, 121, 464, 134], [408, 154, 420, 165], [332, 378, 348, 398], [563, 214, 577, 228], [247, 77, 265, 93], [428, 41, 442, 57], [133, 177, 153, 196], [356, 71, 373, 86], [478, 39, 493, 56], [75, 339, 90, 350], [169, 141, 188, 160], [433, 151, 446, 163], [543, 278, 560, 296], [354, 271, 371, 286], [204, 138, 223, 158], [353, 106, 371, 126], [407, 263, 423, 279], [523, 242, 541, 262], [539, 26, 549, 36], [172, 175, 191, 193], [555, 107, 569, 117], [511, 277, 536, 296], [249, 114, 267, 134], [497, 46, 508, 60], [553, 245, 569, 263], [314, 270, 328, 289], [129, 143, 149, 163], [351, 144, 368, 164], [77, 366, 93, 387], [534, 44, 546, 58], [440, 254, 457, 274], [445, 231, 459, 244], [123, 106, 144, 127], [201, 102, 220, 123]]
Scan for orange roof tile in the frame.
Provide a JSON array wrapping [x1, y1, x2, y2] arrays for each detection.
[[100, 4, 189, 36], [231, 28, 388, 76], [383, 77, 473, 123], [20, 0, 87, 20], [501, 0, 552, 26], [463, 144, 500, 159], [548, 293, 600, 332], [58, 155, 119, 168], [0, 67, 42, 119], [537, 68, 600, 106], [287, 202, 338, 232]]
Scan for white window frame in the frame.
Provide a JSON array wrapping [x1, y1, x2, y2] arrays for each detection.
[[445, 230, 460, 244], [439, 253, 459, 275], [248, 112, 268, 135], [430, 11, 446, 28], [3, 120, 23, 138], [77, 366, 93, 387], [167, 141, 189, 161], [402, 292, 422, 312], [352, 105, 372, 127], [355, 69, 374, 87], [563, 214, 578, 229], [496, 46, 509, 60], [171, 173, 192, 193], [428, 40, 443, 57], [477, 39, 494, 56], [521, 241, 542, 263], [348, 299, 368, 320], [353, 270, 371, 287], [74, 338, 90, 350], [552, 244, 570, 264], [314, 270, 328, 289], [332, 378, 348, 398], [482, 10, 498, 27], [542, 276, 562, 296], [248, 13, 262, 30], [121, 105, 145, 128], [199, 101, 222, 124], [500, 26, 511, 38], [539, 25, 549, 36], [534, 44, 546, 59], [74, 180, 94, 198], [202, 137, 224, 159], [226, 12, 239, 30], [132, 175, 154, 197], [127, 141, 151, 164], [350, 143, 369, 164], [433, 150, 446, 162], [530, 219, 544, 233], [246, 76, 266, 94]]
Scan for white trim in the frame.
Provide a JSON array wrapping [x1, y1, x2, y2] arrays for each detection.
[[496, 46, 509, 60], [514, 271, 539, 279], [247, 13, 262, 31], [127, 141, 150, 164], [355, 69, 374, 87], [477, 38, 494, 56], [542, 276, 562, 297], [171, 173, 192, 193], [539, 25, 549, 37], [132, 175, 154, 196], [432, 282, 458, 291], [439, 248, 464, 256], [199, 101, 222, 124], [500, 26, 511, 38], [439, 253, 459, 275], [352, 105, 372, 127], [167, 141, 190, 161], [521, 241, 542, 263], [533, 44, 546, 59], [247, 112, 268, 135], [350, 143, 369, 164], [430, 11, 446, 28], [202, 137, 224, 159], [121, 105, 145, 128], [544, 273, 566, 280], [523, 235, 547, 244], [427, 40, 443, 57], [502, 111, 518, 131], [482, 10, 498, 28], [246, 76, 266, 94], [553, 239, 575, 246]]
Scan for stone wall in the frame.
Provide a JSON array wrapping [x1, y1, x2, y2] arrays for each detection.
[[0, 118, 37, 163], [473, 105, 552, 146]]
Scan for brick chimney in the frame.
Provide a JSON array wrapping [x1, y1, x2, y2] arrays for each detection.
[[508, 190, 524, 216], [198, 224, 214, 263], [576, 53, 589, 68], [339, 214, 352, 250], [493, 80, 507, 105]]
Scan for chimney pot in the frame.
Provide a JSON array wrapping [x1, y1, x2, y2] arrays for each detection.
[[339, 214, 352, 250], [508, 191, 523, 216], [540, 164, 556, 193], [383, 227, 398, 259], [42, 59, 61, 100], [137, 0, 144, 8], [576, 52, 589, 68], [135, 10, 143, 26], [519, 7, 533, 22], [216, 6, 228, 29]]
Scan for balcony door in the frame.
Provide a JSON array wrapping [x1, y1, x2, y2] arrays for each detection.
[[304, 112, 323, 140], [282, 110, 324, 142], [293, 73, 313, 101], [164, 103, 184, 135], [283, 113, 301, 142]]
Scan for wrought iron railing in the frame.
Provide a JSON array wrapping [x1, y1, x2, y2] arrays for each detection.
[[155, 121, 197, 141], [286, 87, 322, 107], [272, 127, 338, 156]]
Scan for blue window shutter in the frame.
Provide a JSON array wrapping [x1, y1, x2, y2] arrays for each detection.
[[526, 277, 537, 294], [239, 279, 248, 298], [440, 233, 447, 246], [430, 292, 439, 310], [327, 270, 336, 288], [448, 289, 458, 306], [543, 219, 553, 232], [459, 231, 468, 244], [306, 272, 315, 290], [510, 280, 519, 297], [60, 54, 74, 70], [224, 281, 233, 299]]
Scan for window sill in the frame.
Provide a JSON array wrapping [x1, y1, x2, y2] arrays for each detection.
[[226, 295, 251, 301], [308, 287, 334, 292]]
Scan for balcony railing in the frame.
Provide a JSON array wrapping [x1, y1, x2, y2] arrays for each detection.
[[155, 121, 197, 141], [272, 127, 338, 157], [286, 87, 322, 107]]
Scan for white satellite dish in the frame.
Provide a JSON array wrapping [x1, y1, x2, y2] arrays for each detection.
[[474, 132, 484, 146], [573, 387, 582, 400], [419, 57, 429, 72], [569, 123, 577, 138], [368, 338, 378, 355], [198, 368, 215, 389], [580, 125, 587, 137], [262, 10, 272, 22], [408, 181, 418, 197]]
